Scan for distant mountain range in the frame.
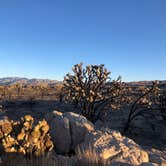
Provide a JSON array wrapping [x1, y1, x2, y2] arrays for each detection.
[[126, 80, 166, 86], [0, 77, 60, 85], [0, 77, 165, 87]]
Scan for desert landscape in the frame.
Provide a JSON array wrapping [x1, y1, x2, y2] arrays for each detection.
[[0, 1, 165, 165], [0, 63, 165, 166]]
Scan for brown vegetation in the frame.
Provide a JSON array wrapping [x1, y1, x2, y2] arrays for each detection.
[[1, 148, 110, 166], [0, 83, 63, 102], [0, 115, 53, 156]]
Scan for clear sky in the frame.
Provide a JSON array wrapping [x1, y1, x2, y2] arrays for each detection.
[[0, 0, 165, 81]]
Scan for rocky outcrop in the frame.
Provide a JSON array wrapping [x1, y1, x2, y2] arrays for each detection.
[[45, 111, 94, 154], [77, 128, 149, 165], [45, 111, 158, 165]]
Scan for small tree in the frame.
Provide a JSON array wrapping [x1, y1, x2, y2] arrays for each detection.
[[54, 83, 65, 102], [123, 81, 159, 133], [1, 85, 8, 101], [26, 85, 36, 109], [63, 63, 122, 122], [15, 83, 23, 98]]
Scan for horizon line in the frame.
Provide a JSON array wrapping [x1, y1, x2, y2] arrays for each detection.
[[0, 76, 165, 83]]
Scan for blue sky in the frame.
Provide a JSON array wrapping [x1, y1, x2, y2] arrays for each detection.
[[0, 0, 165, 81]]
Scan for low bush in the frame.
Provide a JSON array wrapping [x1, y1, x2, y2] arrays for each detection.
[[0, 115, 53, 156]]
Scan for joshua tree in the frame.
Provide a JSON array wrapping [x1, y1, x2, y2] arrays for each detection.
[[40, 85, 48, 99], [33, 83, 49, 99], [1, 85, 8, 101], [15, 83, 23, 98], [54, 83, 65, 102], [123, 81, 159, 132], [63, 63, 122, 122], [3, 85, 14, 101], [26, 85, 36, 109]]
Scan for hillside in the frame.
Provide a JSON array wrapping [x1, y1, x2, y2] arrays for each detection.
[[0, 77, 166, 87], [0, 77, 59, 85]]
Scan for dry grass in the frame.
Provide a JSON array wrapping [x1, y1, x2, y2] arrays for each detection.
[[0, 147, 111, 166], [0, 154, 131, 166], [0, 155, 105, 166]]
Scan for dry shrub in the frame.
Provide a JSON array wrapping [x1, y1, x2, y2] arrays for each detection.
[[0, 115, 53, 156], [0, 154, 58, 166], [75, 145, 109, 166]]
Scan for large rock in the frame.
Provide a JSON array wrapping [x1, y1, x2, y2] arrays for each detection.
[[77, 128, 149, 165], [64, 112, 94, 149], [45, 111, 94, 154], [45, 111, 71, 154]]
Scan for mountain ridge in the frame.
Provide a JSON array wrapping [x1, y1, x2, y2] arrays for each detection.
[[0, 77, 59, 85], [0, 77, 165, 86]]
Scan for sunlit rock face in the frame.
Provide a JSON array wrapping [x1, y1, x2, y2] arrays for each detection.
[[45, 110, 94, 154], [64, 112, 94, 149], [45, 111, 71, 154], [77, 127, 149, 165], [46, 110, 150, 165]]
